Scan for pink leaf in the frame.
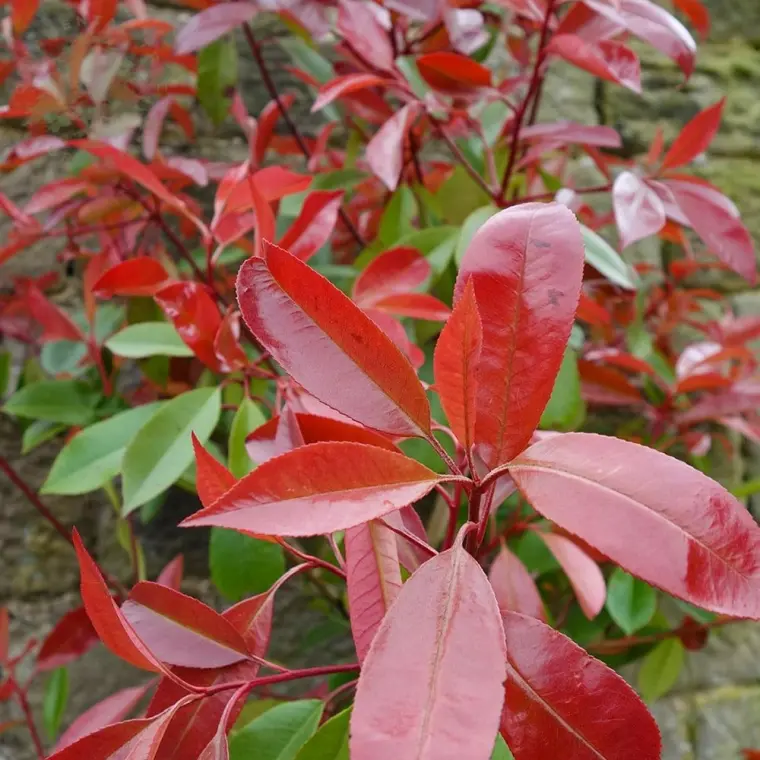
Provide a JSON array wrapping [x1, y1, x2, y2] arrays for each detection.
[[488, 545, 546, 621], [366, 104, 419, 191], [278, 190, 344, 262], [613, 171, 666, 248], [174, 2, 258, 54], [337, 0, 395, 72]]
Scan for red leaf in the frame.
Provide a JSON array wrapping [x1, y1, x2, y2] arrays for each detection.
[[94, 258, 170, 298], [337, 0, 395, 72], [370, 293, 451, 321], [36, 606, 98, 672], [508, 433, 760, 618], [143, 97, 174, 161], [613, 171, 666, 248], [434, 279, 482, 453], [278, 190, 344, 261], [192, 433, 236, 507], [538, 531, 606, 619], [621, 0, 696, 78], [353, 246, 431, 307], [520, 121, 622, 149], [416, 52, 492, 95], [500, 611, 661, 760], [53, 684, 151, 752], [121, 582, 250, 668], [72, 531, 165, 673], [254, 95, 295, 165], [156, 555, 184, 591], [312, 74, 389, 112], [237, 243, 431, 437], [174, 2, 258, 54], [25, 285, 83, 343], [213, 311, 248, 372], [0, 608, 7, 665], [661, 99, 725, 172], [455, 203, 585, 469], [547, 36, 641, 92], [660, 179, 756, 284], [85, 0, 117, 31], [223, 593, 274, 655], [488, 545, 546, 621], [197, 684, 250, 759], [155, 281, 222, 371], [672, 0, 709, 38], [364, 309, 425, 369], [346, 520, 403, 663], [181, 442, 445, 537], [366, 104, 419, 191], [350, 539, 506, 760], [245, 412, 398, 465]]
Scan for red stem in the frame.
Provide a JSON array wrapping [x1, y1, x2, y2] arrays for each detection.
[[13, 682, 45, 759]]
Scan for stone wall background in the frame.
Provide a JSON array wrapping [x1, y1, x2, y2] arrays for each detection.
[[2, 1, 760, 758]]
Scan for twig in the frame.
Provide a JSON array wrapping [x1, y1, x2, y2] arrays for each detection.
[[14, 684, 45, 759], [241, 23, 367, 250]]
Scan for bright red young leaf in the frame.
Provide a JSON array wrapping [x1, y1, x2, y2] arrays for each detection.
[[366, 104, 419, 191], [351, 538, 506, 760], [93, 258, 170, 298], [455, 203, 585, 469], [500, 611, 661, 760], [25, 285, 83, 343], [192, 433, 236, 507], [416, 51, 492, 95], [237, 243, 431, 437], [155, 281, 222, 371], [213, 311, 248, 372], [346, 520, 403, 663], [174, 2, 258, 54], [254, 95, 296, 165], [181, 442, 445, 536], [613, 171, 666, 248], [672, 0, 709, 38], [434, 279, 482, 453], [72, 530, 166, 674], [36, 606, 99, 672], [121, 582, 251, 668], [278, 190, 344, 261], [337, 0, 395, 72], [312, 74, 389, 112], [53, 684, 151, 752], [660, 99, 725, 172], [369, 293, 451, 321], [353, 247, 431, 307], [156, 555, 185, 591], [488, 545, 546, 622], [245, 412, 398, 465], [508, 433, 760, 618], [537, 531, 606, 619], [197, 684, 251, 760], [547, 36, 641, 92]]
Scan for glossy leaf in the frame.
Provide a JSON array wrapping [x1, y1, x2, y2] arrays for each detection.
[[40, 403, 159, 495], [500, 611, 661, 760], [229, 398, 267, 477], [488, 545, 546, 621], [365, 104, 418, 191], [36, 606, 99, 672], [455, 203, 585, 468], [312, 74, 388, 112], [661, 99, 724, 171], [638, 638, 685, 702], [4, 380, 98, 426], [106, 322, 194, 358], [580, 224, 639, 289], [508, 433, 760, 618], [279, 190, 344, 262], [346, 520, 403, 663], [538, 532, 606, 619], [43, 668, 69, 739], [434, 279, 482, 452], [93, 259, 169, 298], [229, 700, 324, 760], [25, 286, 82, 343], [198, 684, 250, 759], [236, 243, 431, 437], [156, 555, 185, 591], [672, 0, 709, 38], [294, 707, 351, 760], [175, 2, 258, 54], [122, 387, 222, 513], [353, 247, 430, 307], [548, 36, 641, 92], [416, 52, 492, 95], [121, 581, 250, 668], [606, 568, 658, 634], [182, 442, 444, 536], [350, 541, 506, 760], [613, 172, 666, 248], [337, 0, 394, 72], [194, 432, 237, 507]]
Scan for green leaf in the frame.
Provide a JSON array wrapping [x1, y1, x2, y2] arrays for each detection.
[[396, 57, 429, 100], [40, 341, 88, 377], [0, 350, 12, 397], [514, 530, 559, 576], [378, 186, 416, 246], [229, 700, 324, 760], [198, 37, 238, 126], [540, 347, 585, 431], [491, 734, 515, 760], [638, 638, 685, 702], [43, 668, 69, 739], [455, 205, 498, 264], [42, 402, 162, 495], [121, 387, 221, 513], [22, 420, 66, 454], [581, 225, 639, 290], [606, 568, 658, 635], [105, 322, 194, 358], [280, 37, 333, 83], [4, 380, 99, 425], [673, 599, 717, 625], [293, 707, 351, 760], [234, 700, 284, 732], [437, 165, 492, 224], [210, 528, 285, 602], [478, 101, 511, 147], [228, 398, 266, 478]]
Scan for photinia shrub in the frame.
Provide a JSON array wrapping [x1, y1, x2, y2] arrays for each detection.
[[1, 0, 759, 758]]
